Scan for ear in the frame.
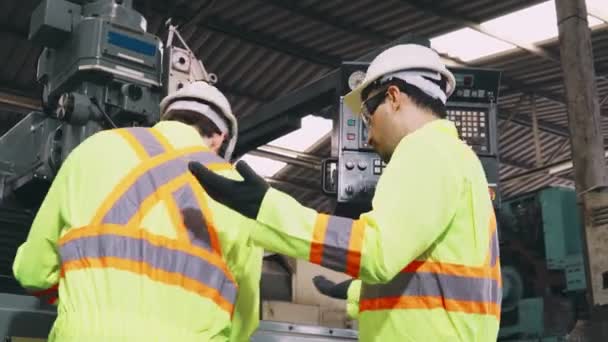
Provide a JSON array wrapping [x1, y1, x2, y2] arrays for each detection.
[[387, 85, 402, 112], [209, 132, 228, 152]]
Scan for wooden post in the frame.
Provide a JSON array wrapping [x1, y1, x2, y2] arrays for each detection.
[[555, 0, 608, 339]]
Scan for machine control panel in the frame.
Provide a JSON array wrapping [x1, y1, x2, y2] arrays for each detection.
[[447, 106, 493, 155], [335, 65, 501, 204]]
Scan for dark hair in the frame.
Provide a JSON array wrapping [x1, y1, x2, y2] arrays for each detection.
[[164, 110, 223, 138], [363, 78, 448, 119]]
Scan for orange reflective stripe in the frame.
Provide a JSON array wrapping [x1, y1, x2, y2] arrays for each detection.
[[79, 128, 240, 315], [359, 296, 500, 318], [165, 191, 190, 241], [403, 260, 501, 283], [125, 172, 192, 241], [115, 129, 149, 160], [62, 256, 233, 314], [90, 146, 205, 225], [310, 214, 330, 264], [59, 224, 235, 284], [346, 219, 365, 278], [149, 128, 174, 152]]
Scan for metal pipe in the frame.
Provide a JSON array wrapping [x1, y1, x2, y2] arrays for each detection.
[[259, 145, 323, 163], [0, 91, 41, 112], [249, 149, 320, 171]]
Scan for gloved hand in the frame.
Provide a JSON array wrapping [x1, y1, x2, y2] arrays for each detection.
[[313, 275, 352, 300], [188, 160, 269, 219]]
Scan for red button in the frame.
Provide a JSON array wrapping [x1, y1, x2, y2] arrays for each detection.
[[347, 133, 356, 140]]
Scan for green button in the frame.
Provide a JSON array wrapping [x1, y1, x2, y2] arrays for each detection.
[[347, 119, 356, 126]]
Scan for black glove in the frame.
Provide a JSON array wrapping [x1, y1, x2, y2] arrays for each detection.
[[313, 275, 353, 300], [188, 160, 269, 219]]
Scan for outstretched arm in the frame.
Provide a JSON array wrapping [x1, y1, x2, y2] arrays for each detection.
[[189, 144, 461, 283]]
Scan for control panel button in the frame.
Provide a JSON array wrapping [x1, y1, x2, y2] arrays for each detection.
[[347, 119, 356, 126], [345, 161, 355, 170], [347, 133, 356, 140], [374, 167, 382, 175], [373, 159, 381, 166], [357, 161, 368, 170]]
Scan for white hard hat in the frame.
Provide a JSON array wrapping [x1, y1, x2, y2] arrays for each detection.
[[344, 44, 456, 115], [160, 81, 238, 160]]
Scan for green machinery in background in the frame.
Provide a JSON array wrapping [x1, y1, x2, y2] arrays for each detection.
[[498, 186, 588, 341]]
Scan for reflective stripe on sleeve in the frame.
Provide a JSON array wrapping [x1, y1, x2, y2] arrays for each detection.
[[360, 272, 501, 304], [359, 296, 501, 318], [310, 214, 365, 277]]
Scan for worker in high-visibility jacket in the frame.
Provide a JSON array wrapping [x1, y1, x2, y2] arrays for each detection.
[[12, 81, 263, 341], [189, 44, 502, 341]]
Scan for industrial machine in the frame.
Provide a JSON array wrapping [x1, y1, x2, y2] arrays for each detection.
[[0, 0, 214, 208], [332, 63, 501, 207], [498, 186, 588, 341]]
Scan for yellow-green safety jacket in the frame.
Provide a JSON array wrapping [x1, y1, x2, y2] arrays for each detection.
[[13, 121, 263, 341], [249, 119, 501, 341], [346, 279, 361, 320]]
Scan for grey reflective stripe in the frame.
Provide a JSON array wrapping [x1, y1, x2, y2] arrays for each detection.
[[320, 216, 354, 273], [102, 151, 221, 224], [60, 234, 237, 305], [360, 272, 501, 305], [172, 184, 212, 250], [126, 128, 166, 157], [489, 230, 499, 267], [102, 158, 186, 224], [187, 150, 226, 166]]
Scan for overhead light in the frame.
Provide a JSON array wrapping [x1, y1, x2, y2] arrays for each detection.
[[481, 1, 605, 47], [238, 154, 286, 178], [238, 115, 332, 178], [430, 28, 517, 62], [269, 115, 333, 153]]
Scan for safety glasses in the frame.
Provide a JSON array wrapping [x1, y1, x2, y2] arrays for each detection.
[[360, 88, 388, 126]]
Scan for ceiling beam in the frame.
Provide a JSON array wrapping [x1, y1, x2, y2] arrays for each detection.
[[149, 0, 343, 68], [265, 0, 389, 44], [497, 108, 569, 137], [204, 17, 340, 67], [500, 58, 608, 95]]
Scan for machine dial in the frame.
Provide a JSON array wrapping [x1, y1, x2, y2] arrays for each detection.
[[348, 70, 366, 90]]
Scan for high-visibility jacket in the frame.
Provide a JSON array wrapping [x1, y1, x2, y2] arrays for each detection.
[[248, 119, 501, 341], [346, 279, 361, 320], [13, 121, 263, 342]]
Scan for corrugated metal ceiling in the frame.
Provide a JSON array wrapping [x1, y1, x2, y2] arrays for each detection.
[[0, 0, 606, 212]]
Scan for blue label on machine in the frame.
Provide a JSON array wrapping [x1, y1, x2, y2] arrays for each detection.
[[108, 31, 156, 57]]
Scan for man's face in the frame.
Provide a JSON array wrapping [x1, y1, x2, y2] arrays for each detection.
[[361, 85, 405, 163]]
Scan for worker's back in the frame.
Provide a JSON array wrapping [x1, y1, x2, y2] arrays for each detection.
[[13, 121, 262, 341], [357, 120, 500, 341]]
